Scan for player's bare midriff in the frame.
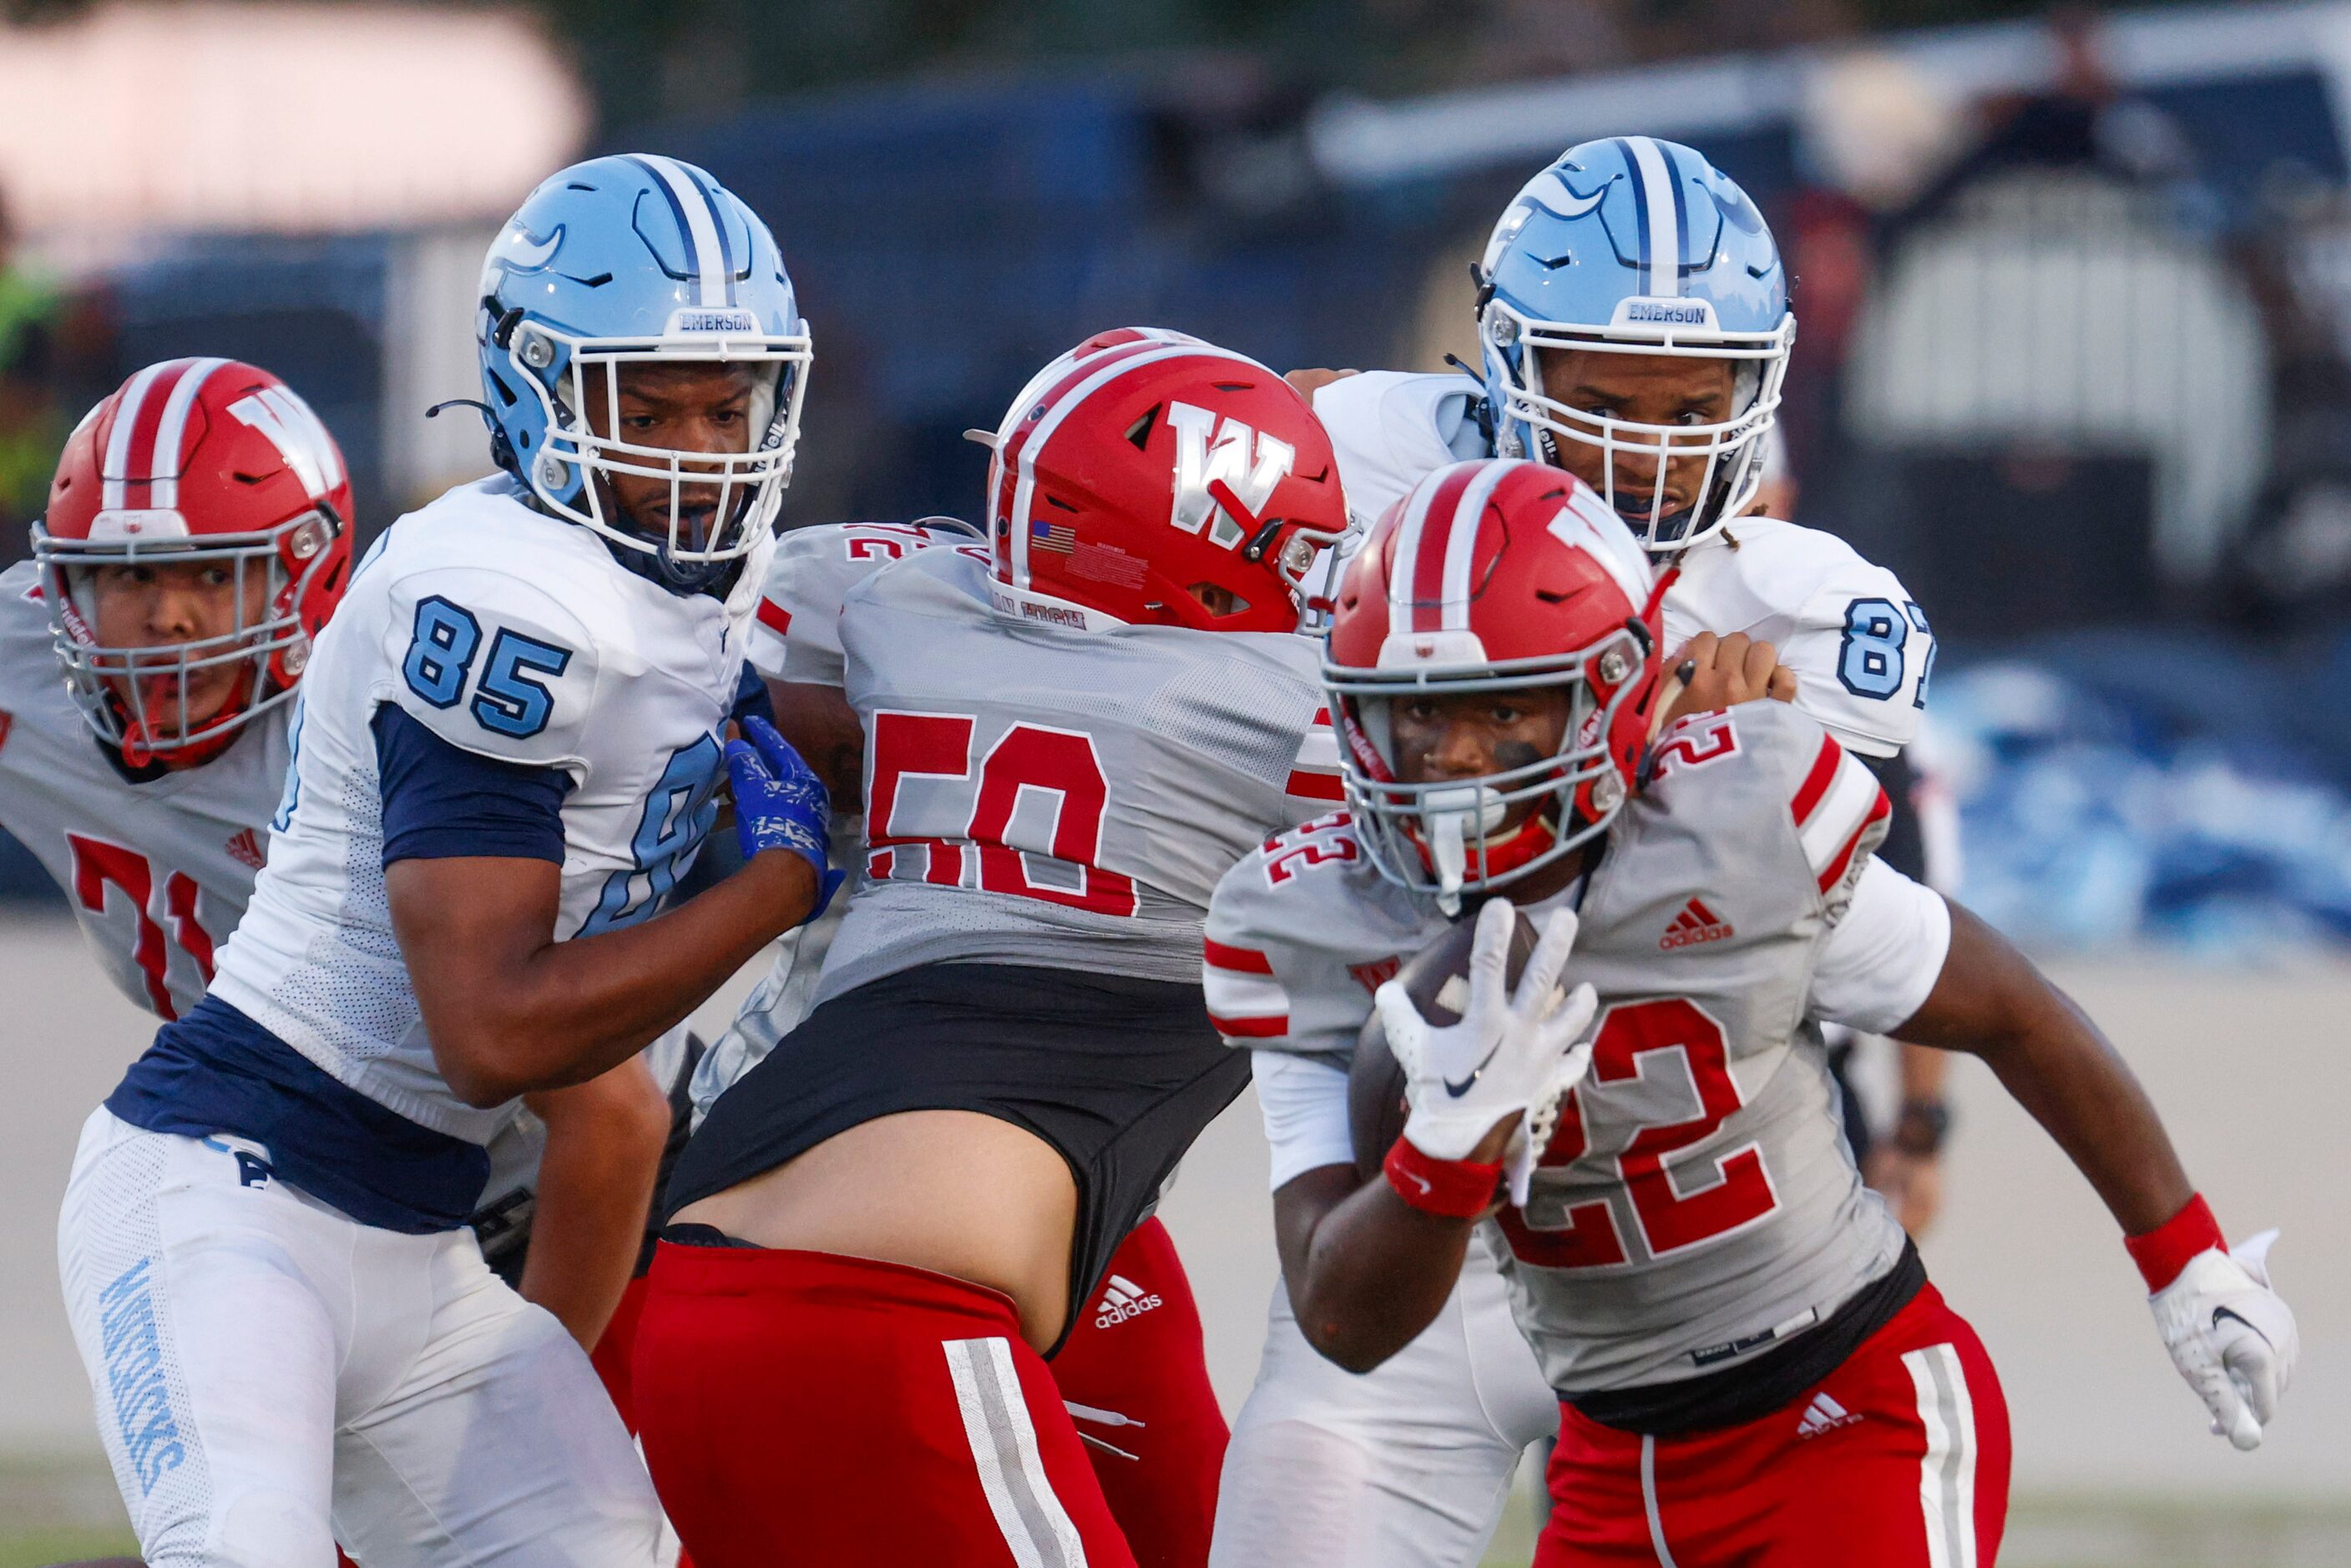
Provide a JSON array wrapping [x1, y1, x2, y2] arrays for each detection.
[[670, 1109, 1080, 1348]]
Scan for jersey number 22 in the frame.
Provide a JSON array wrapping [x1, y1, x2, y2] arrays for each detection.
[[1496, 998, 1779, 1268]]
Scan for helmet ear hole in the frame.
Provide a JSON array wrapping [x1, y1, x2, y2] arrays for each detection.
[[1186, 583, 1248, 618]]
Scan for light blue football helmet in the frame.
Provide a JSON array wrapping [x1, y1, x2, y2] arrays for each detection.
[[476, 154, 811, 588], [1478, 136, 1793, 552]]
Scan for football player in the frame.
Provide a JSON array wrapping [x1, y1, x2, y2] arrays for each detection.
[[1214, 134, 1948, 1565], [4, 359, 680, 1420], [53, 156, 832, 1566], [635, 330, 1350, 1566], [1209, 459, 2296, 1565], [691, 483, 1302, 1568]]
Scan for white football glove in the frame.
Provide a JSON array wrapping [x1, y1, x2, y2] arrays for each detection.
[[1373, 899, 1599, 1206], [2150, 1229, 2298, 1452]]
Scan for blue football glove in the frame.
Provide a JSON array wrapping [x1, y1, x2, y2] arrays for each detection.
[[726, 716, 843, 920]]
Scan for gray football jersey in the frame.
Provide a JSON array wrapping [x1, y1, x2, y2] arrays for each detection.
[[1206, 700, 1911, 1392], [815, 546, 1333, 1000], [691, 519, 981, 1120], [750, 518, 988, 689], [0, 560, 286, 1020]]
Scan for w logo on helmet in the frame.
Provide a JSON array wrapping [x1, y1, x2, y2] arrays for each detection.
[[1167, 402, 1293, 550], [229, 387, 345, 504]]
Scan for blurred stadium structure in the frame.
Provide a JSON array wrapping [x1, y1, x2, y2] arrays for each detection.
[[4, 0, 2351, 950]]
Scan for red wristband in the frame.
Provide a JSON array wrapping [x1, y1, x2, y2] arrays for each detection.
[[2125, 1193, 2226, 1292], [1383, 1136, 1503, 1219]]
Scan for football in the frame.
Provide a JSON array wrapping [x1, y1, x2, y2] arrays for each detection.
[[1347, 906, 1541, 1180]]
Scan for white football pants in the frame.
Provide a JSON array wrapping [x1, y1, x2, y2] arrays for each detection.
[[57, 1108, 664, 1567], [1208, 1229, 1558, 1568]]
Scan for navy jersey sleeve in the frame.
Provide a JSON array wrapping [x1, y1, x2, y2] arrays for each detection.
[[1857, 748, 1925, 883], [372, 704, 571, 866], [731, 660, 776, 730]]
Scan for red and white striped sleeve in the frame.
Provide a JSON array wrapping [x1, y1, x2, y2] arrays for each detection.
[[1203, 937, 1292, 1042], [756, 523, 961, 686], [751, 594, 793, 672], [1283, 707, 1344, 806], [1787, 730, 1893, 908]]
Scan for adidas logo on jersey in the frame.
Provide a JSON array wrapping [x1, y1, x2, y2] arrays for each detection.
[[1095, 1273, 1163, 1328], [1661, 898, 1733, 949], [1795, 1392, 1861, 1439], [225, 827, 265, 871]]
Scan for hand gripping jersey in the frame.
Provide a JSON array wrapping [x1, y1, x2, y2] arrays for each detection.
[[0, 561, 287, 1020], [690, 519, 979, 1120], [1312, 371, 1934, 757], [1209, 701, 1942, 1393], [206, 474, 770, 1153], [811, 543, 1337, 1001]]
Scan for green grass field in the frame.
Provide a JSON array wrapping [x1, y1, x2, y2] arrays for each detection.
[[0, 1456, 132, 1567], [9, 1454, 2350, 1567]]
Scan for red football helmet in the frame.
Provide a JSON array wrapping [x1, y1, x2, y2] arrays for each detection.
[[1323, 458, 1669, 908], [33, 357, 353, 766], [982, 327, 1350, 633]]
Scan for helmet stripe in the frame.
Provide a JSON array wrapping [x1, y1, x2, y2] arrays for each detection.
[[1438, 460, 1514, 630], [147, 357, 228, 513], [682, 164, 740, 306], [995, 338, 1175, 589], [1553, 483, 1656, 609], [1624, 136, 1681, 299], [1001, 341, 1258, 590], [99, 360, 174, 513], [632, 154, 727, 309], [1664, 143, 1691, 282], [1389, 461, 1475, 634], [1385, 464, 1439, 635]]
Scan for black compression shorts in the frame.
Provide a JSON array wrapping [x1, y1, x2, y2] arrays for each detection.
[[662, 962, 1249, 1353]]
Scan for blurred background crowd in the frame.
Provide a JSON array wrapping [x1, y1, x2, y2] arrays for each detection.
[[3, 0, 2349, 955]]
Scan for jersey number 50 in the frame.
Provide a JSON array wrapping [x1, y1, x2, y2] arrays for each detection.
[[865, 711, 1137, 917], [1495, 998, 1779, 1268]]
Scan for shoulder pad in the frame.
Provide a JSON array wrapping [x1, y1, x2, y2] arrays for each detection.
[[756, 521, 987, 685], [1644, 703, 1889, 913], [0, 561, 56, 683], [1671, 519, 1931, 757], [1205, 812, 1424, 1054], [374, 562, 602, 771], [1313, 371, 1487, 526]]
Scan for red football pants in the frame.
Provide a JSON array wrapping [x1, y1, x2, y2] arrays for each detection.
[[1049, 1217, 1227, 1568], [634, 1242, 1137, 1568], [1537, 1283, 2010, 1567]]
